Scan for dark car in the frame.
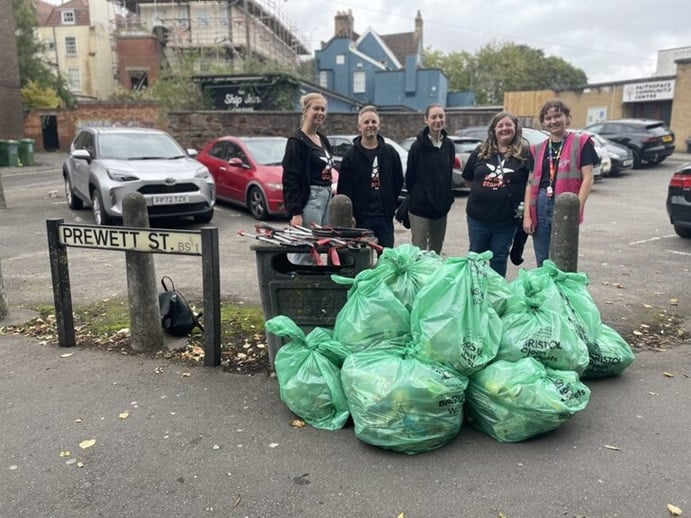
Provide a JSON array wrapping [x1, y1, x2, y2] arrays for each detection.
[[196, 136, 289, 220], [666, 162, 691, 238], [583, 119, 675, 168]]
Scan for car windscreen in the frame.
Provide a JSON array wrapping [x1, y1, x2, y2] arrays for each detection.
[[98, 133, 185, 160], [244, 139, 287, 165]]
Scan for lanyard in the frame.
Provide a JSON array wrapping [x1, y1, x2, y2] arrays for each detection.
[[547, 138, 565, 184]]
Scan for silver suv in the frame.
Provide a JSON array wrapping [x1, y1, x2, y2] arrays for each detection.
[[63, 127, 215, 225]]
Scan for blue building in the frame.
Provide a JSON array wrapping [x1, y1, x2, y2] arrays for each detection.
[[314, 10, 467, 112]]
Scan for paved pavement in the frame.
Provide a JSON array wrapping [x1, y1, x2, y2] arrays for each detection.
[[1, 152, 690, 518]]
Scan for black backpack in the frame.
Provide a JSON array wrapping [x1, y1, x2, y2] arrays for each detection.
[[158, 276, 204, 336]]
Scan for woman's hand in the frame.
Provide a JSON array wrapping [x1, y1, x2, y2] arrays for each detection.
[[523, 215, 534, 235], [290, 214, 303, 228]]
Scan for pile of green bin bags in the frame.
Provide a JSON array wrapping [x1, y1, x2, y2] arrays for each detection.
[[265, 247, 635, 454]]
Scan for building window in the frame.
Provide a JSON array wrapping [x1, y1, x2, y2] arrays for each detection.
[[336, 54, 345, 65], [353, 71, 365, 94], [319, 71, 328, 89], [67, 68, 81, 91], [128, 70, 149, 91], [65, 36, 77, 56], [61, 9, 75, 24]]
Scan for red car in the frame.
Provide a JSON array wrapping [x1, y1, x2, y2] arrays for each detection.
[[196, 136, 287, 220]]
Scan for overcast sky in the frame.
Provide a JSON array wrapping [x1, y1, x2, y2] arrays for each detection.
[[277, 0, 689, 84]]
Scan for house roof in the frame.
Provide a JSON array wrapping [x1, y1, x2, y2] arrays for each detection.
[[39, 0, 91, 27], [381, 31, 419, 65]]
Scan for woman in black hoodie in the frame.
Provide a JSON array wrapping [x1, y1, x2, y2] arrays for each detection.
[[405, 103, 455, 254]]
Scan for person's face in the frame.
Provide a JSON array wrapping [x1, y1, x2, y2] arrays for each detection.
[[494, 116, 516, 145], [425, 106, 445, 133], [304, 100, 327, 126], [541, 107, 569, 137], [358, 111, 380, 139]]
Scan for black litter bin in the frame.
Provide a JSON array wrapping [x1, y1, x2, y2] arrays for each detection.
[[251, 243, 373, 365], [0, 139, 19, 167], [18, 138, 35, 166]]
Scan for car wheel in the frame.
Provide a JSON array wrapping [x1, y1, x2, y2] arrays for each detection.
[[64, 175, 83, 210], [632, 150, 642, 169], [193, 208, 214, 223], [674, 225, 691, 239], [91, 189, 112, 225], [247, 186, 269, 220]]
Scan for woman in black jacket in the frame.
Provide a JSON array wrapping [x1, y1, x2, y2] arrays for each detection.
[[405, 103, 455, 254], [281, 92, 335, 230]]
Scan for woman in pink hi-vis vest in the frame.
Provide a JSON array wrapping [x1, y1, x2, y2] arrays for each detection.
[[523, 99, 597, 266]]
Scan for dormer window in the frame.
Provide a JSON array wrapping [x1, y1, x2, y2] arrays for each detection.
[[61, 9, 76, 24]]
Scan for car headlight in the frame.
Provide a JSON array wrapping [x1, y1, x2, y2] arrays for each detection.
[[195, 167, 210, 179], [106, 169, 139, 182], [266, 182, 282, 191]]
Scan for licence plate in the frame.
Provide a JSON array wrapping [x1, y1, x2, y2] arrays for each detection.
[[662, 135, 673, 143], [622, 159, 633, 167], [152, 194, 190, 205]]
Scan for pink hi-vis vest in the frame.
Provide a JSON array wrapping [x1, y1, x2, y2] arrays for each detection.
[[528, 132, 590, 223]]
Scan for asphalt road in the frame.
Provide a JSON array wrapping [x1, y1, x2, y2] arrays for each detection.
[[1, 153, 690, 518]]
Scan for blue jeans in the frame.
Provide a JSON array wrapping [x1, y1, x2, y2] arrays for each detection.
[[533, 188, 555, 267], [359, 215, 394, 249], [467, 215, 518, 277], [289, 185, 332, 265]]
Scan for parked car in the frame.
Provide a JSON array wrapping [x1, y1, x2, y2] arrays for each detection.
[[583, 118, 675, 168], [604, 140, 634, 175], [588, 133, 634, 175], [63, 127, 215, 225], [666, 162, 691, 238], [196, 136, 290, 220], [448, 136, 481, 192], [454, 126, 488, 140]]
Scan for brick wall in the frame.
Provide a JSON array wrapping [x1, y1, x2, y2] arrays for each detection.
[[670, 61, 691, 149], [25, 102, 162, 151], [25, 104, 498, 151]]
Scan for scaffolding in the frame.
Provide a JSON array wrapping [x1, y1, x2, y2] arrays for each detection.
[[125, 0, 309, 71]]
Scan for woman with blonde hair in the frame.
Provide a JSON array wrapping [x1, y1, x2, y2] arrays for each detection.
[[281, 93, 335, 262]]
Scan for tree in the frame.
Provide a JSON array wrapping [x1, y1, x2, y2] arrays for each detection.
[[12, 0, 75, 108], [423, 41, 587, 105]]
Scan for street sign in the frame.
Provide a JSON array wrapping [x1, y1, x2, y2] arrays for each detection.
[[58, 224, 202, 256]]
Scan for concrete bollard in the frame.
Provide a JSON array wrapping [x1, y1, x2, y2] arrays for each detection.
[[550, 192, 580, 272], [122, 193, 163, 350], [328, 194, 354, 228]]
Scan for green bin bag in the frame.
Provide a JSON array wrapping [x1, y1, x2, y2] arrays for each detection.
[[466, 358, 591, 443], [582, 323, 635, 379], [265, 316, 350, 431], [410, 252, 502, 376], [341, 345, 469, 455]]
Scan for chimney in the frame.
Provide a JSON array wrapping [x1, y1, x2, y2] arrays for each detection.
[[414, 10, 423, 49], [334, 9, 354, 39]]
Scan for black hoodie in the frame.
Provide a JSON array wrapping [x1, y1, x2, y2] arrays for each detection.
[[405, 127, 455, 219]]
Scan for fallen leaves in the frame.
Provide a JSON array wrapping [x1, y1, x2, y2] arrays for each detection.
[[118, 411, 130, 419], [667, 503, 682, 516], [663, 372, 675, 378], [626, 309, 689, 351], [290, 419, 306, 428], [79, 439, 96, 450]]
